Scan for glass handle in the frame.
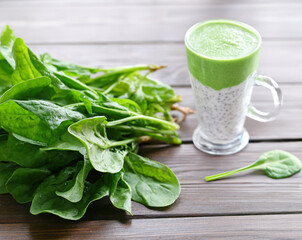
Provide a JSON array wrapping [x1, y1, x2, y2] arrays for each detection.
[[247, 75, 283, 122]]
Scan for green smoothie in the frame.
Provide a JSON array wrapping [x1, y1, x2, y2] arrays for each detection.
[[185, 20, 261, 90]]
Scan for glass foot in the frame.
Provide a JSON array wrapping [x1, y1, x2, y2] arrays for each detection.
[[192, 127, 249, 155]]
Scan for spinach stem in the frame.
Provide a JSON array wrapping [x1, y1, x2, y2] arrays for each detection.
[[63, 102, 84, 108], [205, 165, 254, 182], [106, 124, 175, 135], [109, 138, 138, 147], [102, 79, 120, 95], [145, 132, 181, 144], [107, 115, 179, 130]]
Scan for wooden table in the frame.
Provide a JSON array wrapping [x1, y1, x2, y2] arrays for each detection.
[[1, 0, 302, 239]]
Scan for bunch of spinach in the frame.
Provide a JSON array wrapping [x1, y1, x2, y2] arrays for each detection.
[[0, 26, 182, 220]]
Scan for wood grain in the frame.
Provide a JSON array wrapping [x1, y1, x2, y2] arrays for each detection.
[[175, 85, 302, 141], [1, 214, 302, 239], [27, 41, 302, 86], [0, 1, 302, 43], [1, 142, 302, 223], [4, 0, 302, 5], [0, 0, 301, 238]]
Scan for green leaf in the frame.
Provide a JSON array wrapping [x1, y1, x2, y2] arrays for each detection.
[[0, 134, 78, 170], [205, 150, 302, 181], [0, 162, 19, 194], [124, 152, 180, 207], [40, 53, 102, 78], [27, 48, 67, 89], [0, 100, 84, 145], [0, 77, 51, 103], [16, 100, 85, 130], [111, 73, 179, 109], [6, 168, 51, 203], [0, 100, 53, 145], [0, 46, 15, 70], [56, 157, 93, 203], [41, 131, 84, 152], [111, 98, 142, 114], [0, 25, 16, 75], [0, 134, 49, 167], [254, 150, 302, 178], [87, 65, 154, 87], [105, 171, 132, 214], [0, 79, 11, 95], [12, 38, 42, 85], [1, 25, 15, 49], [30, 166, 110, 220], [11, 39, 66, 90], [68, 117, 126, 173]]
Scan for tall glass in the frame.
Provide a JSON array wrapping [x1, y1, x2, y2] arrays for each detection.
[[185, 20, 282, 155]]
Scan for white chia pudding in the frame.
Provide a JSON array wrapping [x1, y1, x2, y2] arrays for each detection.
[[190, 74, 254, 144]]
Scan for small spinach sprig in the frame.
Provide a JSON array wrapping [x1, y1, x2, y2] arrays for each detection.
[[205, 150, 302, 182]]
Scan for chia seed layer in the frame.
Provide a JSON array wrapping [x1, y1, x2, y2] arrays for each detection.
[[190, 74, 254, 144]]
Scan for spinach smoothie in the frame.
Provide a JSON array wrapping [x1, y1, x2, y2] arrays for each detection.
[[186, 20, 261, 90], [185, 20, 262, 153]]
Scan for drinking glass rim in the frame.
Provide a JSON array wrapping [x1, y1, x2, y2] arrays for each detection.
[[184, 19, 262, 62]]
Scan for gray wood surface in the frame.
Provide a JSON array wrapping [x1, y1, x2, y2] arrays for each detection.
[[1, 214, 302, 240], [0, 0, 301, 239], [0, 1, 302, 43]]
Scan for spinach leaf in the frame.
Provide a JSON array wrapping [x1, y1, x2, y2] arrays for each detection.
[[0, 134, 78, 169], [41, 131, 84, 152], [30, 166, 110, 220], [0, 76, 51, 103], [0, 75, 12, 92], [205, 150, 302, 181], [16, 100, 85, 130], [0, 100, 52, 146], [12, 38, 42, 85], [56, 156, 93, 203], [123, 152, 180, 207], [110, 73, 180, 114], [1, 25, 15, 49], [0, 46, 15, 71], [86, 65, 159, 87], [40, 53, 102, 79], [0, 99, 85, 145], [68, 117, 131, 173], [0, 25, 16, 74], [0, 162, 19, 193], [0, 134, 50, 167], [111, 98, 142, 114], [6, 167, 51, 203], [26, 48, 99, 104], [105, 171, 132, 214], [0, 26, 15, 83]]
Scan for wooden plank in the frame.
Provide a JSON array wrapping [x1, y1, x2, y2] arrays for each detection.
[[0, 3, 302, 43], [1, 214, 302, 239], [4, 0, 302, 5], [27, 41, 302, 85], [1, 142, 302, 223], [175, 85, 302, 141]]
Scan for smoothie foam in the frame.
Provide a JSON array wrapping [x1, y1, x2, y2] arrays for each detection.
[[185, 20, 261, 90]]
